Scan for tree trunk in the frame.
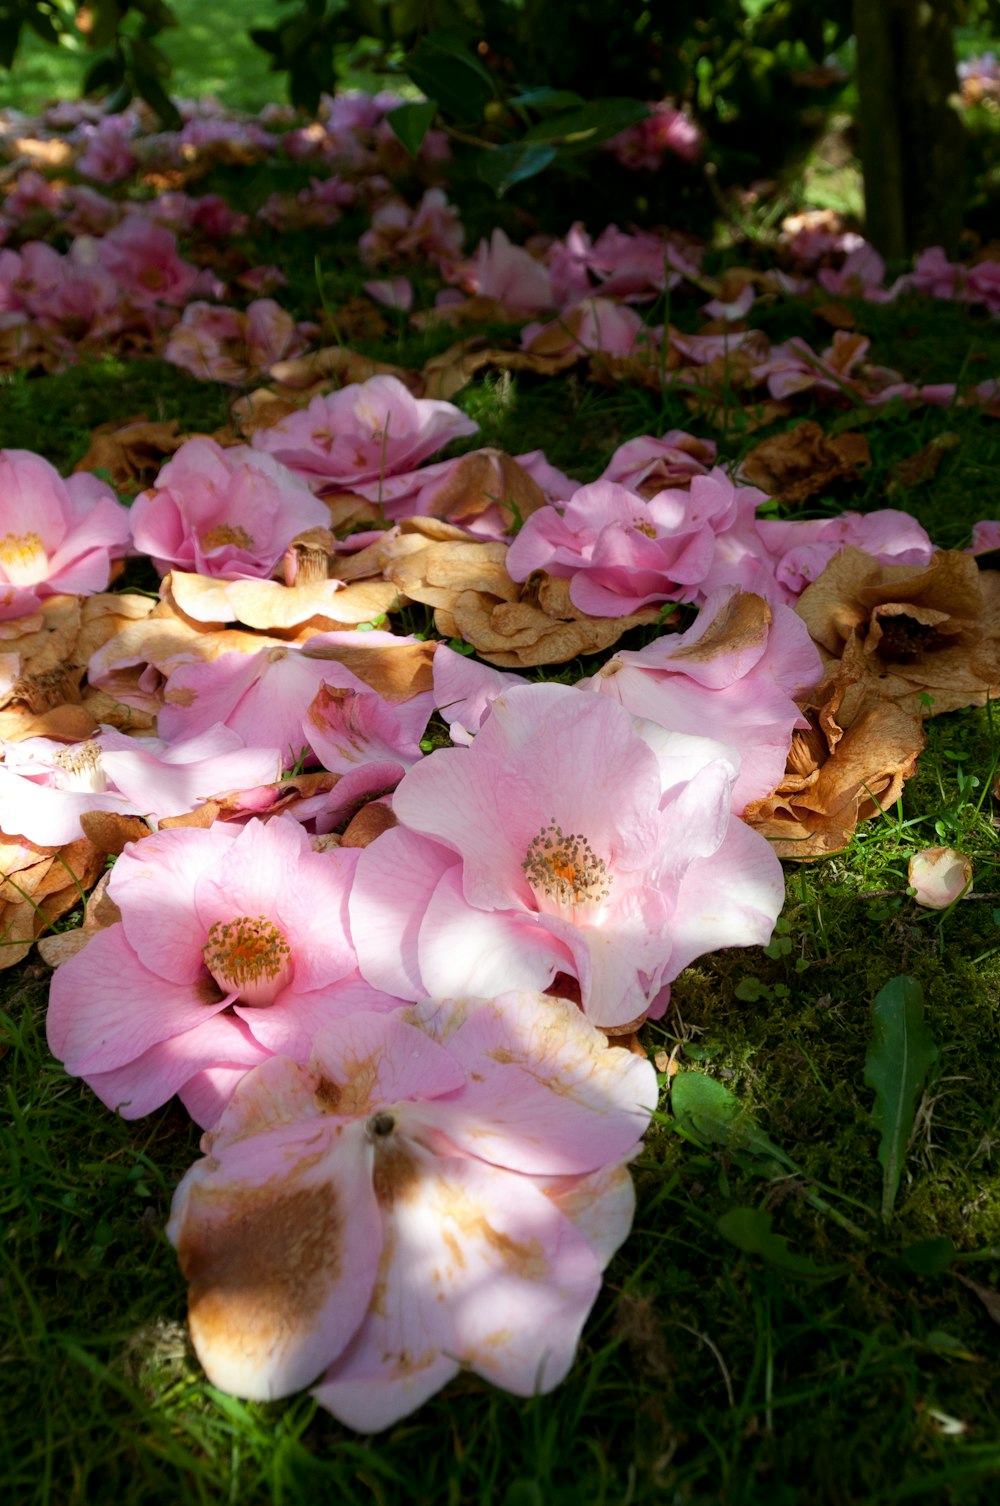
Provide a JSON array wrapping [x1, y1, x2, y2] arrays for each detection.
[[853, 0, 966, 259]]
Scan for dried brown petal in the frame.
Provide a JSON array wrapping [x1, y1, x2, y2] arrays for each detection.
[[740, 421, 870, 505]]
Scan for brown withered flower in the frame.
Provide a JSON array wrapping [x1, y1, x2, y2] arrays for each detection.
[[795, 547, 1000, 716]]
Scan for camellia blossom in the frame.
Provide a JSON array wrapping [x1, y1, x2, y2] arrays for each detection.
[[46, 815, 400, 1126], [0, 448, 130, 608], [166, 992, 656, 1425], [251, 375, 479, 489], [506, 471, 770, 614], [130, 438, 330, 578], [0, 723, 284, 846], [584, 588, 822, 812], [349, 682, 784, 1028]]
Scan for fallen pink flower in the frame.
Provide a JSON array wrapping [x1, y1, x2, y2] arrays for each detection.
[[506, 471, 770, 614], [46, 815, 400, 1125], [350, 683, 784, 1027], [0, 449, 130, 606], [131, 437, 329, 578], [0, 724, 283, 846], [251, 375, 478, 489], [585, 588, 822, 812], [166, 991, 655, 1422]]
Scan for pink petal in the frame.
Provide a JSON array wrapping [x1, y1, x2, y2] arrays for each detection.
[[168, 1113, 380, 1400], [47, 924, 232, 1076], [82, 1011, 270, 1119]]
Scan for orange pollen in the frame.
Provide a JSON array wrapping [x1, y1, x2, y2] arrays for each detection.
[[0, 529, 45, 567], [203, 914, 290, 987], [522, 819, 611, 907], [202, 523, 255, 552]]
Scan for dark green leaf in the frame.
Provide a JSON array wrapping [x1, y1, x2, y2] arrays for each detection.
[[717, 1207, 846, 1280], [83, 53, 124, 96], [900, 1238, 959, 1276], [863, 975, 938, 1220], [0, 17, 23, 70], [385, 99, 438, 157], [405, 31, 494, 123], [476, 141, 556, 197], [130, 69, 180, 128], [509, 87, 584, 113], [522, 97, 648, 148]]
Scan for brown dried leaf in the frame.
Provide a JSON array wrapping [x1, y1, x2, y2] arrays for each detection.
[[79, 811, 153, 856], [813, 300, 858, 330], [744, 669, 925, 858], [796, 548, 1000, 716], [37, 870, 121, 966], [269, 345, 422, 394], [740, 421, 871, 505], [0, 835, 103, 968], [73, 416, 185, 495], [887, 432, 961, 494], [422, 336, 579, 401], [340, 802, 398, 848]]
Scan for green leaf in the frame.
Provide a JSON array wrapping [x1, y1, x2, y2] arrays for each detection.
[[522, 97, 648, 149], [476, 141, 556, 197], [509, 87, 584, 113], [863, 976, 938, 1220], [670, 1071, 795, 1174], [900, 1237, 959, 1276], [717, 1208, 846, 1280], [385, 99, 438, 157], [404, 31, 494, 124], [130, 68, 181, 129]]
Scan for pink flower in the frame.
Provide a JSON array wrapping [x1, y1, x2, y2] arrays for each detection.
[[251, 375, 478, 489], [93, 220, 202, 307], [597, 431, 717, 497], [349, 683, 784, 1027], [75, 116, 137, 184], [506, 471, 769, 614], [157, 630, 424, 765], [466, 228, 553, 314], [305, 681, 433, 777], [607, 102, 702, 172], [584, 588, 822, 812], [0, 724, 283, 846], [755, 509, 934, 599], [359, 189, 464, 267], [163, 299, 308, 385], [46, 816, 399, 1125], [0, 449, 130, 605], [165, 991, 655, 1420], [131, 438, 330, 578], [522, 298, 649, 358]]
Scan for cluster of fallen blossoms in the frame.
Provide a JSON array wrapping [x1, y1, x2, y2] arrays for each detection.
[[3, 88, 1000, 409], [4, 360, 1000, 1426], [3, 87, 1000, 1432]]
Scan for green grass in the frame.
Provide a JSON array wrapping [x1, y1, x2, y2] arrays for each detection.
[[3, 43, 1000, 1506]]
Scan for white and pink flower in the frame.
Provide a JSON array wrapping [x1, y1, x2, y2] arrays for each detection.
[[46, 815, 401, 1126], [130, 438, 330, 578], [349, 683, 784, 1028], [0, 449, 130, 609], [166, 991, 656, 1423]]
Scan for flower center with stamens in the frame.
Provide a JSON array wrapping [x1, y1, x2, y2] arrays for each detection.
[[0, 530, 47, 584], [630, 518, 657, 539], [283, 540, 330, 588], [53, 740, 107, 792], [203, 914, 291, 1007], [522, 818, 611, 922], [201, 523, 255, 553]]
